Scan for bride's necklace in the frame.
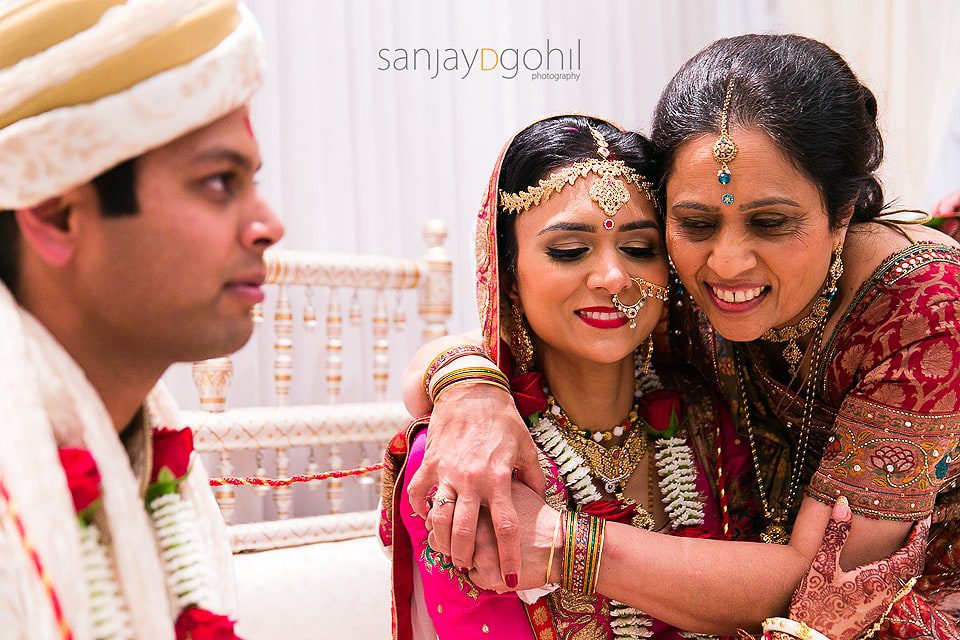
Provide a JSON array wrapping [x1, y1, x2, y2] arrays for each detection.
[[527, 355, 706, 640], [544, 375, 646, 495]]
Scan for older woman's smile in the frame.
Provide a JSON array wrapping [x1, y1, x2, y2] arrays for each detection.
[[704, 282, 769, 312]]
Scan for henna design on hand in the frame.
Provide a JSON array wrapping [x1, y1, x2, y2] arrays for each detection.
[[789, 497, 930, 640]]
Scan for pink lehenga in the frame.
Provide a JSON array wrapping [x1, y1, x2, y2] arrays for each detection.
[[379, 116, 755, 640]]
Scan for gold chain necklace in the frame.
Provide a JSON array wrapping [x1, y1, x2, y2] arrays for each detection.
[[545, 391, 647, 494], [760, 243, 843, 375], [735, 319, 826, 544], [543, 371, 656, 530]]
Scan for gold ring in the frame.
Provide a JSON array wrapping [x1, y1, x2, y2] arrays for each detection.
[[434, 495, 455, 508]]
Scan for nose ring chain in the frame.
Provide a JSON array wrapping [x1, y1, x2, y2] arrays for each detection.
[[611, 277, 669, 328]]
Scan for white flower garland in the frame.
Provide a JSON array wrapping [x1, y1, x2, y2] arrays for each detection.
[[655, 438, 704, 528], [77, 521, 134, 640], [529, 368, 706, 640], [148, 491, 216, 611]]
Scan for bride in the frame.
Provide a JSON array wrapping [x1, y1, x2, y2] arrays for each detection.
[[379, 114, 750, 639]]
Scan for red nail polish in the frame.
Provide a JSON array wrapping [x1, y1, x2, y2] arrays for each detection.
[[505, 573, 518, 588]]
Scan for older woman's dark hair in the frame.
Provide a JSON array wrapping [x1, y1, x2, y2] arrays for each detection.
[[652, 34, 884, 228], [496, 115, 657, 281]]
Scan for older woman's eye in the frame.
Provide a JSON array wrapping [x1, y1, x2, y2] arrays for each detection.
[[675, 217, 716, 239], [751, 215, 787, 229], [683, 218, 712, 227], [546, 247, 588, 261]]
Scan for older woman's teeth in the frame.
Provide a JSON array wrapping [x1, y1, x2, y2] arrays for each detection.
[[579, 310, 623, 320], [711, 286, 764, 303]]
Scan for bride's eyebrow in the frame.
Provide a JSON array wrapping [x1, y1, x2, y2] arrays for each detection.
[[537, 222, 594, 235]]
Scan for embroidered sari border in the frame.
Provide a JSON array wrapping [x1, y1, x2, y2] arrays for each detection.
[[807, 393, 960, 520]]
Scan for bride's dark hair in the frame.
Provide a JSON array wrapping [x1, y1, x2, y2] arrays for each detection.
[[496, 115, 657, 282]]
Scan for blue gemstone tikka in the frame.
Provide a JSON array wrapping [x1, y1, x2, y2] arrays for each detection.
[[721, 193, 734, 206], [717, 169, 731, 185]]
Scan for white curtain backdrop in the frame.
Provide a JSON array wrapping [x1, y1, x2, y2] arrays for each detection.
[[164, 0, 960, 416]]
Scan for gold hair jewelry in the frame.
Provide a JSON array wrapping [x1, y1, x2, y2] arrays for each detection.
[[611, 277, 670, 329], [761, 243, 843, 375], [510, 303, 535, 374], [499, 126, 655, 230], [713, 81, 737, 206]]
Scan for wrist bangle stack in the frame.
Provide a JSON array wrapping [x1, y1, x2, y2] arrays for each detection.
[[762, 618, 832, 640], [430, 366, 510, 403], [422, 345, 489, 395], [561, 510, 605, 596], [545, 510, 565, 585]]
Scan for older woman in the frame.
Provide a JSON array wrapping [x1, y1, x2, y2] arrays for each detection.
[[380, 114, 751, 639], [400, 35, 960, 640]]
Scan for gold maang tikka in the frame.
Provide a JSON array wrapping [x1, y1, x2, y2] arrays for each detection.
[[713, 81, 737, 206], [499, 126, 655, 230]]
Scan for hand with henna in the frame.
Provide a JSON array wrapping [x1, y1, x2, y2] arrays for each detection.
[[788, 496, 930, 640]]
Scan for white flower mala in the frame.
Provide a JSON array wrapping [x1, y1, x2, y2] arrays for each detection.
[[78, 523, 133, 640], [530, 369, 706, 639], [149, 492, 216, 610]]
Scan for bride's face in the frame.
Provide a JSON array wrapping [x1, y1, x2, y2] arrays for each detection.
[[510, 174, 667, 366]]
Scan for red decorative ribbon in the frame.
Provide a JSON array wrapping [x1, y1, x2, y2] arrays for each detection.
[[208, 463, 384, 488]]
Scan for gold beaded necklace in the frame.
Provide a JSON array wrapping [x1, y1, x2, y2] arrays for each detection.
[[542, 364, 656, 529], [760, 244, 843, 375], [736, 316, 827, 544]]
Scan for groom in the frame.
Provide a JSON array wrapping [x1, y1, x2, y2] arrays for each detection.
[[0, 0, 282, 636]]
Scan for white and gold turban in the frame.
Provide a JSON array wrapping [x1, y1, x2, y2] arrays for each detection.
[[0, 0, 264, 209]]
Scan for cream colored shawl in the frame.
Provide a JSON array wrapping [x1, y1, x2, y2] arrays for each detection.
[[0, 282, 236, 639]]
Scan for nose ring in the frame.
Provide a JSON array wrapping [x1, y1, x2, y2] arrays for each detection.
[[611, 277, 670, 329]]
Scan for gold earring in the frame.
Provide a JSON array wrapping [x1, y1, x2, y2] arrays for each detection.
[[641, 336, 654, 375], [510, 303, 535, 374]]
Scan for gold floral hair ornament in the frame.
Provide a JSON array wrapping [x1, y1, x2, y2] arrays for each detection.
[[498, 125, 655, 230], [713, 80, 737, 206]]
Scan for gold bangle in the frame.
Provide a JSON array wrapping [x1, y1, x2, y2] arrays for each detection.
[[433, 378, 510, 403], [762, 618, 831, 640], [545, 510, 564, 585], [422, 345, 489, 396], [561, 511, 605, 595], [857, 576, 917, 640], [430, 366, 510, 404], [431, 370, 509, 401]]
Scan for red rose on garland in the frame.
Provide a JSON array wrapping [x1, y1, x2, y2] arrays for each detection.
[[511, 371, 547, 417], [175, 607, 241, 640], [151, 427, 194, 483], [672, 527, 714, 539], [582, 499, 636, 525], [639, 389, 685, 435], [58, 448, 102, 519]]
